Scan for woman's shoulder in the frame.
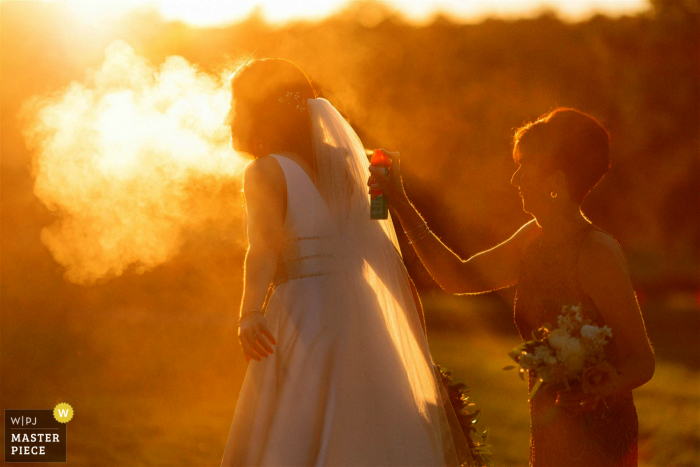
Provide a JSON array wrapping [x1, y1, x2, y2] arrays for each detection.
[[245, 155, 284, 175], [513, 218, 543, 258], [578, 223, 629, 280], [581, 223, 623, 255], [243, 156, 286, 192]]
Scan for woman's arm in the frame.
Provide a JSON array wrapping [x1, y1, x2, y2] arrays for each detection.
[[577, 231, 656, 394], [557, 231, 655, 411], [238, 157, 285, 361], [369, 150, 541, 294]]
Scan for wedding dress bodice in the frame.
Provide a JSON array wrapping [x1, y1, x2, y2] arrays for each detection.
[[270, 154, 337, 286]]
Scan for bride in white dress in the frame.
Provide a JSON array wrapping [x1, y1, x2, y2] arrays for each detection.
[[220, 58, 471, 467]]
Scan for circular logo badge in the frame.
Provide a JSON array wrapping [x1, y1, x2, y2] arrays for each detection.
[[53, 402, 74, 423]]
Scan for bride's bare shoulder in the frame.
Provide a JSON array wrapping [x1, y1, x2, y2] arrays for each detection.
[[243, 156, 285, 194], [244, 155, 284, 177]]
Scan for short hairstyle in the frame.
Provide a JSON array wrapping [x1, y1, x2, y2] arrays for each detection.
[[513, 108, 611, 204]]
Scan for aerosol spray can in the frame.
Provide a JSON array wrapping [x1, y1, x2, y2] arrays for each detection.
[[369, 148, 392, 219]]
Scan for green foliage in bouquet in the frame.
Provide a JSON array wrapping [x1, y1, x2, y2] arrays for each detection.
[[436, 365, 493, 467], [504, 303, 614, 399], [504, 337, 549, 399]]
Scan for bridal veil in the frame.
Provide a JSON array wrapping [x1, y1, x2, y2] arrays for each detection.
[[306, 97, 473, 467]]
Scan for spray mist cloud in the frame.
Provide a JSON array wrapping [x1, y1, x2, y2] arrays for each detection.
[[21, 40, 248, 285]]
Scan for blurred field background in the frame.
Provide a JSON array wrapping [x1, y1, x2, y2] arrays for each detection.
[[2, 0, 698, 465]]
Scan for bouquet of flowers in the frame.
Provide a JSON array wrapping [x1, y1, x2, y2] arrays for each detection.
[[436, 365, 492, 466], [505, 303, 614, 399]]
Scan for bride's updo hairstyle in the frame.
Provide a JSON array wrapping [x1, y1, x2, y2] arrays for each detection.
[[513, 108, 611, 205], [230, 58, 317, 162]]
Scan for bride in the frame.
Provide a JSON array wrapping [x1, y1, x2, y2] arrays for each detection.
[[220, 58, 471, 466]]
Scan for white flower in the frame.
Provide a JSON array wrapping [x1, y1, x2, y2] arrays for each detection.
[[580, 324, 601, 340], [558, 338, 585, 376], [557, 314, 574, 333], [557, 303, 585, 333], [533, 342, 559, 367], [534, 345, 554, 363], [581, 324, 613, 355], [548, 329, 571, 350]]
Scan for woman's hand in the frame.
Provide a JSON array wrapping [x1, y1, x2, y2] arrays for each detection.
[[556, 361, 620, 413], [238, 312, 276, 361], [555, 390, 600, 414], [581, 361, 620, 398], [237, 157, 283, 362], [367, 148, 408, 207]]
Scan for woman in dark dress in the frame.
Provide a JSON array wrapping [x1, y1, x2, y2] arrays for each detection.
[[369, 107, 655, 467]]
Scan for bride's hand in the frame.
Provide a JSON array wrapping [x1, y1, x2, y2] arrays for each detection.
[[238, 313, 276, 361], [368, 148, 408, 206]]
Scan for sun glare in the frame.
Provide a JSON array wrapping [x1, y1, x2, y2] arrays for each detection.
[[11, 0, 651, 285], [156, 0, 345, 26], [20, 0, 649, 27], [64, 0, 149, 26], [384, 0, 648, 22]]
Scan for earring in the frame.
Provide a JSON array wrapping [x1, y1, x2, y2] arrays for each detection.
[[550, 191, 558, 198]]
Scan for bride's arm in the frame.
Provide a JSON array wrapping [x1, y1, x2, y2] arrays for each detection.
[[369, 151, 541, 294], [238, 157, 285, 361]]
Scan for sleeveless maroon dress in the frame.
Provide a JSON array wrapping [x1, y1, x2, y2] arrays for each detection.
[[514, 222, 639, 467]]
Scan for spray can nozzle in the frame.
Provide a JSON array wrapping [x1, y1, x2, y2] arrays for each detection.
[[369, 149, 392, 219]]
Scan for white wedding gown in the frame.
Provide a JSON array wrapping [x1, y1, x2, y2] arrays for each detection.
[[221, 107, 467, 467]]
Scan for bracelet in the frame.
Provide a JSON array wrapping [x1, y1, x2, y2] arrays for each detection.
[[407, 227, 432, 244], [405, 221, 429, 241], [403, 221, 427, 235], [238, 308, 263, 326]]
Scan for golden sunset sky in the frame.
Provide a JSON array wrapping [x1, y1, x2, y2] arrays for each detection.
[[5, 0, 650, 26]]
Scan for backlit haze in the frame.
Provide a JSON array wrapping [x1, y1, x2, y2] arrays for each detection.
[[20, 0, 649, 26], [20, 40, 247, 284], [5, 0, 664, 285], [2, 1, 698, 465]]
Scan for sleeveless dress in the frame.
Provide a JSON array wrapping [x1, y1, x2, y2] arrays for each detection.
[[514, 222, 639, 467], [221, 154, 455, 466]]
